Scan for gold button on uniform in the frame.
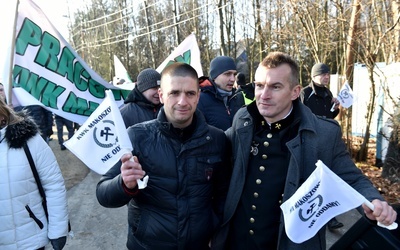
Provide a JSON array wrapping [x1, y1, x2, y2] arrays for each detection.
[[250, 218, 255, 223], [259, 166, 265, 172], [267, 133, 272, 138], [262, 154, 267, 159], [263, 141, 269, 147], [249, 230, 254, 235], [252, 205, 256, 210], [256, 179, 261, 184], [254, 192, 259, 198]]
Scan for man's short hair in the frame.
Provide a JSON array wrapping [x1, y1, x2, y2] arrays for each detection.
[[161, 63, 199, 87], [260, 52, 300, 87]]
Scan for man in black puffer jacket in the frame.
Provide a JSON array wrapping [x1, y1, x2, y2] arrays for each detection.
[[96, 62, 231, 250], [120, 68, 162, 128]]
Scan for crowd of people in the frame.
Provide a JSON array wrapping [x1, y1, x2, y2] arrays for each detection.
[[1, 52, 398, 250]]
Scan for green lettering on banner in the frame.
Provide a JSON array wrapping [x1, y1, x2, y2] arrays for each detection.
[[14, 17, 131, 116], [110, 88, 130, 101], [13, 65, 64, 108], [58, 47, 75, 83], [73, 61, 89, 91], [35, 32, 60, 71], [15, 18, 42, 55], [88, 78, 106, 98], [63, 92, 99, 116], [41, 83, 65, 108]]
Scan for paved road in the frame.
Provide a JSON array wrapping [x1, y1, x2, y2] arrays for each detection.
[[47, 171, 127, 250], [52, 170, 362, 249]]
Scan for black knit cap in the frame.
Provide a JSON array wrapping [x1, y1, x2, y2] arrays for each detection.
[[136, 68, 161, 93], [311, 63, 330, 77], [209, 56, 236, 80]]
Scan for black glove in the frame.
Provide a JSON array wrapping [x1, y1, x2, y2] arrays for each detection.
[[50, 236, 67, 250]]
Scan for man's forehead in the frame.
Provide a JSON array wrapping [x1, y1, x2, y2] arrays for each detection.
[[163, 77, 198, 90], [254, 66, 267, 82]]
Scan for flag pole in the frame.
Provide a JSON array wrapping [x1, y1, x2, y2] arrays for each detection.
[[6, 0, 20, 105]]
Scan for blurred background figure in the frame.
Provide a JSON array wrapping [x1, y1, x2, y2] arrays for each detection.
[[54, 114, 75, 151], [14, 105, 53, 144], [235, 72, 255, 105]]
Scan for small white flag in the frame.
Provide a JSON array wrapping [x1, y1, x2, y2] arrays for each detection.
[[280, 160, 366, 243], [113, 55, 133, 84], [337, 81, 354, 108], [65, 90, 132, 175]]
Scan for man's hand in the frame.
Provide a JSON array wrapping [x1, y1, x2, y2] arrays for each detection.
[[362, 199, 397, 226], [120, 153, 146, 189], [331, 97, 340, 110]]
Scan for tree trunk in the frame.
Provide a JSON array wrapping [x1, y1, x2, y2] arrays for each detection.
[[344, 0, 361, 153]]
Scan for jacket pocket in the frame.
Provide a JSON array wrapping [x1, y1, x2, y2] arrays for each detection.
[[25, 205, 44, 229], [196, 155, 223, 182]]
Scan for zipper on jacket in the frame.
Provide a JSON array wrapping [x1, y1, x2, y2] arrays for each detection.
[[25, 205, 44, 229]]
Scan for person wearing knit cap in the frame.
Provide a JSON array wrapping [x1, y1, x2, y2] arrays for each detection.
[[120, 68, 162, 128], [301, 62, 343, 230], [198, 56, 245, 131], [301, 62, 340, 120]]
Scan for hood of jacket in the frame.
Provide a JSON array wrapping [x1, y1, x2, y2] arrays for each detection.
[[4, 113, 38, 149], [199, 76, 218, 94], [199, 76, 241, 99]]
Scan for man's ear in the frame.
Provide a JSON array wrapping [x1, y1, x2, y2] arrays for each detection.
[[291, 85, 302, 100], [158, 88, 164, 104]]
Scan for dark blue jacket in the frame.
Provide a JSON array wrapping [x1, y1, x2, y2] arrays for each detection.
[[14, 105, 53, 140], [198, 77, 244, 131], [96, 109, 231, 250]]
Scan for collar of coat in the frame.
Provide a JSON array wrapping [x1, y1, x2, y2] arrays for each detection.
[[309, 81, 332, 98], [3, 112, 38, 149], [239, 99, 316, 135]]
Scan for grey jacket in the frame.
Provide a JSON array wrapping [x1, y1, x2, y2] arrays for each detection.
[[213, 100, 382, 250]]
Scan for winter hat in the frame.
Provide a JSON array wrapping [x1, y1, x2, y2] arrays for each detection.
[[136, 68, 161, 93], [236, 72, 246, 86], [209, 56, 236, 80], [311, 63, 330, 77]]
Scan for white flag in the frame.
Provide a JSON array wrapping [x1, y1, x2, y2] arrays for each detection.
[[280, 160, 366, 243], [337, 81, 354, 108], [64, 90, 132, 175], [113, 55, 132, 84], [156, 33, 203, 77]]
